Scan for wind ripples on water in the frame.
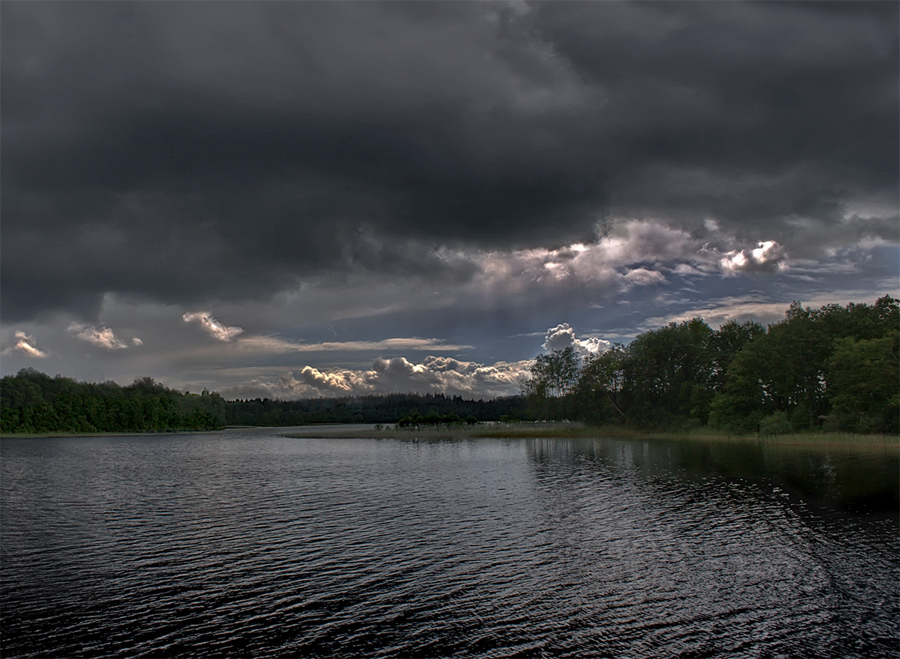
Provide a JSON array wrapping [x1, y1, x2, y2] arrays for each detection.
[[2, 430, 897, 658]]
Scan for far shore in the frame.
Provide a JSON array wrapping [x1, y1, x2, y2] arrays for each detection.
[[280, 421, 900, 451]]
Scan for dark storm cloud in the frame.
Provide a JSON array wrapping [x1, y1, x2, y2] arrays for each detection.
[[2, 1, 897, 321]]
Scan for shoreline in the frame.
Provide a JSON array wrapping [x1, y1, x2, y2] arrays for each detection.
[[280, 422, 900, 451], [3, 423, 896, 452]]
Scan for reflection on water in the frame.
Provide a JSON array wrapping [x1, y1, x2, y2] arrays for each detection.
[[1, 430, 897, 658], [528, 436, 899, 516]]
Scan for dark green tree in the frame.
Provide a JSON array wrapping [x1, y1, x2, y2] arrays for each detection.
[[572, 344, 629, 425], [826, 331, 899, 433], [624, 318, 714, 429], [521, 347, 581, 419]]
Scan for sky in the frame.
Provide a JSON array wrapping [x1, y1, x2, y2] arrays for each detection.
[[2, 1, 898, 400]]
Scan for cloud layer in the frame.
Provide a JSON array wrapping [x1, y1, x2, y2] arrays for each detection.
[[2, 1, 896, 322]]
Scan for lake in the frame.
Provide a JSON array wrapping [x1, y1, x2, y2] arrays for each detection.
[[2, 428, 897, 658]]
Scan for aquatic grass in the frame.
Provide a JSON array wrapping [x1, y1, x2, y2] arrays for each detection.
[[281, 422, 899, 453]]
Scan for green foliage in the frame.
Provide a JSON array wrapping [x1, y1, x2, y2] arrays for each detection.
[[0, 369, 226, 434], [825, 331, 899, 433], [571, 344, 629, 426], [624, 318, 715, 429], [523, 297, 898, 435], [709, 296, 899, 434], [397, 411, 465, 428], [759, 411, 792, 436], [521, 347, 581, 420], [708, 320, 766, 391]]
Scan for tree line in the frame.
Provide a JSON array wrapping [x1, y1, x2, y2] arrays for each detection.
[[0, 370, 227, 434], [0, 373, 527, 434], [225, 393, 526, 427], [522, 296, 899, 434]]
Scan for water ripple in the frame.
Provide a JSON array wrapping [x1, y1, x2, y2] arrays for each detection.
[[2, 431, 897, 658]]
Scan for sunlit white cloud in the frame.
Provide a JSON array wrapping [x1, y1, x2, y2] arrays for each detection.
[[5, 331, 47, 358], [224, 356, 532, 400], [469, 219, 733, 304], [542, 323, 611, 358], [68, 323, 130, 350], [182, 311, 243, 342], [720, 240, 788, 275]]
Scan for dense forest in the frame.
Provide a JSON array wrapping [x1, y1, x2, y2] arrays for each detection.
[[2, 297, 896, 435], [523, 296, 899, 434], [0, 371, 525, 434], [225, 393, 526, 427], [0, 370, 227, 434]]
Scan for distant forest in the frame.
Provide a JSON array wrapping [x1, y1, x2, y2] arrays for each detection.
[[2, 296, 897, 435], [523, 296, 898, 435], [0, 372, 227, 434], [0, 370, 525, 434]]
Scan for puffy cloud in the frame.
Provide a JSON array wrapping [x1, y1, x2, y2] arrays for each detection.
[[229, 356, 531, 400], [68, 323, 130, 350], [720, 241, 788, 275], [542, 323, 611, 359], [182, 311, 243, 342], [5, 331, 47, 358]]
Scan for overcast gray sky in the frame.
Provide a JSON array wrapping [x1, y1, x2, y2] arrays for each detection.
[[2, 1, 897, 399]]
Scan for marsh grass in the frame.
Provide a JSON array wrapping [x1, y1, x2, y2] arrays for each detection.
[[281, 422, 899, 452]]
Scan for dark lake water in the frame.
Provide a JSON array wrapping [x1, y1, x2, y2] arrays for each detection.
[[2, 429, 898, 658]]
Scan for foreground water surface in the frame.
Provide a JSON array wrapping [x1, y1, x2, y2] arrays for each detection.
[[2, 429, 898, 658]]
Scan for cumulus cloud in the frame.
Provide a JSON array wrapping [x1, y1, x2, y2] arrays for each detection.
[[6, 331, 47, 358], [68, 323, 130, 350], [229, 356, 531, 400], [182, 311, 244, 342], [720, 241, 788, 275], [542, 323, 611, 359]]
